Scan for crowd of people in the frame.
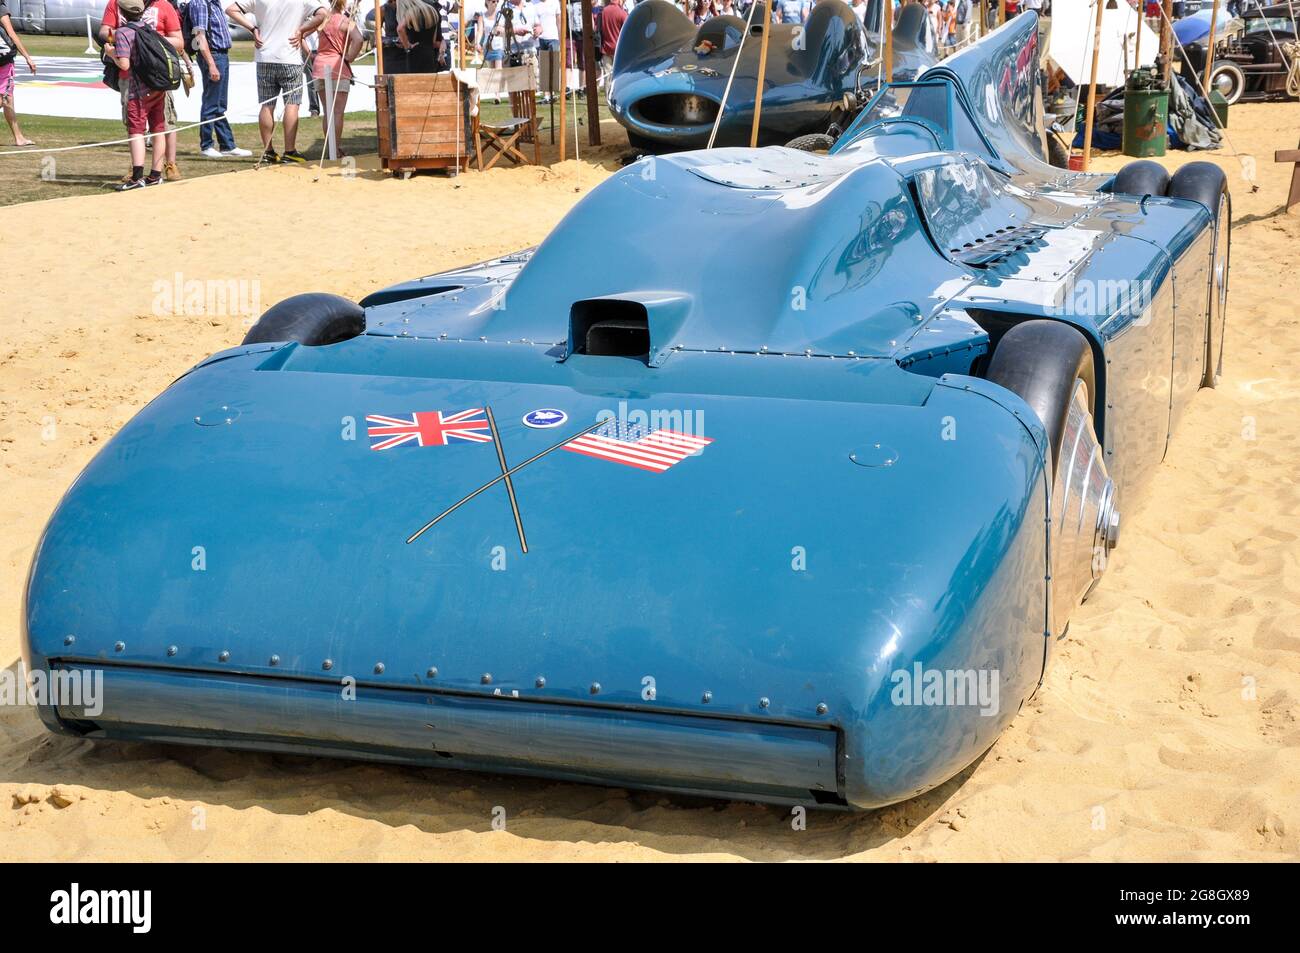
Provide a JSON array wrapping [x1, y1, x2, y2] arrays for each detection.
[[0, 0, 1050, 190], [1, 0, 449, 190]]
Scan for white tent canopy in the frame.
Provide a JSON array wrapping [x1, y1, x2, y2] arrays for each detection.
[[1050, 0, 1161, 88]]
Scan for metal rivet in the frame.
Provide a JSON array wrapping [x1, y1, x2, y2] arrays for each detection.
[[63, 635, 75, 646], [167, 645, 178, 657], [535, 676, 546, 688], [702, 691, 713, 704], [481, 673, 493, 685], [322, 658, 334, 671], [114, 641, 125, 653], [759, 696, 770, 709], [269, 654, 280, 666], [426, 667, 438, 678], [816, 702, 829, 715], [218, 650, 230, 662], [589, 682, 601, 694], [374, 662, 385, 674]]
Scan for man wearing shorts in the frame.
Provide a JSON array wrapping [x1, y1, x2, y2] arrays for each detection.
[[99, 0, 186, 180], [226, 0, 328, 164]]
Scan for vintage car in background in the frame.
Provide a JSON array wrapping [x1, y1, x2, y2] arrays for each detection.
[[1180, 1, 1300, 103], [23, 13, 1231, 810], [608, 0, 936, 152]]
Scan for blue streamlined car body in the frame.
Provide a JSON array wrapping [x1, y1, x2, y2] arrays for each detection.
[[24, 13, 1230, 810], [608, 0, 936, 151]]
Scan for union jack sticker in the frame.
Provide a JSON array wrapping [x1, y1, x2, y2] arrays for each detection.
[[365, 409, 493, 451]]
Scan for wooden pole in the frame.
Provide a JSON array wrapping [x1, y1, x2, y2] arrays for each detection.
[[1082, 0, 1106, 171], [458, 1, 466, 69], [749, 2, 772, 147], [883, 0, 893, 81], [374, 0, 384, 73], [1160, 0, 1172, 85], [580, 0, 600, 145], [998, 0, 1005, 27], [559, 1, 567, 160], [1134, 2, 1142, 70], [1201, 0, 1221, 95]]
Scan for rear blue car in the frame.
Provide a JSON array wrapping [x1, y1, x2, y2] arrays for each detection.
[[23, 13, 1229, 809]]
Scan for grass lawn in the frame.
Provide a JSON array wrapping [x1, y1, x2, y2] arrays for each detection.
[[2, 37, 613, 205], [0, 111, 381, 205]]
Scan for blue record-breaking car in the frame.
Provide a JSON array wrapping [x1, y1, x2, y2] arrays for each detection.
[[23, 13, 1230, 810], [608, 0, 938, 152]]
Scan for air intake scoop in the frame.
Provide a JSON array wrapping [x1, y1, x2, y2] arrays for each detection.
[[567, 292, 692, 366]]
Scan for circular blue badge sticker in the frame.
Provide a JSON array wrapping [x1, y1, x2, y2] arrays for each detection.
[[523, 409, 568, 429]]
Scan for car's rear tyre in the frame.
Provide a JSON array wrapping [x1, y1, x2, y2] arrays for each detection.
[[242, 293, 365, 347], [1168, 162, 1230, 387], [985, 320, 1096, 472], [1208, 60, 1245, 105], [1046, 132, 1070, 169], [1111, 159, 1169, 198], [785, 133, 836, 153]]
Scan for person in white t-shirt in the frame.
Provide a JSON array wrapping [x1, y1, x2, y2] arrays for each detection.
[[227, 0, 329, 163], [532, 0, 560, 100]]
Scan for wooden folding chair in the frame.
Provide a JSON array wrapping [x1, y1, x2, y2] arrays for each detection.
[[474, 85, 541, 170]]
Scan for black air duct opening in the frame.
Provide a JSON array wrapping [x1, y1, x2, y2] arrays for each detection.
[[571, 300, 651, 360], [632, 94, 721, 127]]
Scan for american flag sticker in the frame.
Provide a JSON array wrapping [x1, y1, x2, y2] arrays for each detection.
[[562, 421, 713, 473], [366, 409, 493, 450]]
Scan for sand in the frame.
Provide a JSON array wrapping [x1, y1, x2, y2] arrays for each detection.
[[2, 106, 1298, 861]]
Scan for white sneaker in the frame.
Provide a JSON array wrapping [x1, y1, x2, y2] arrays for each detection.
[[199, 147, 223, 158], [221, 147, 253, 157]]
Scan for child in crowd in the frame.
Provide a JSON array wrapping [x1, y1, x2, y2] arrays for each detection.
[[111, 0, 168, 189]]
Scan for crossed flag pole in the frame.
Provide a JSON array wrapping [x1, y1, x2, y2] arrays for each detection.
[[405, 409, 607, 549]]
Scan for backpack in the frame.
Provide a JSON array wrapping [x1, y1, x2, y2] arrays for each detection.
[[122, 21, 183, 92], [179, 1, 199, 58]]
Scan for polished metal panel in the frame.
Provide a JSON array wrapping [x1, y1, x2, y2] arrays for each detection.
[[1169, 227, 1213, 433]]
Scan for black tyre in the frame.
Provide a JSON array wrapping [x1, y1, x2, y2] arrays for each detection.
[[242, 292, 365, 347], [1111, 159, 1169, 198], [785, 133, 836, 152], [1167, 160, 1228, 213], [1208, 60, 1245, 105], [1046, 132, 1070, 169], [1169, 162, 1230, 387], [625, 132, 669, 157], [985, 320, 1096, 471]]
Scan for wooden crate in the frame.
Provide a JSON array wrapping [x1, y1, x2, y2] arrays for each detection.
[[375, 72, 467, 174]]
